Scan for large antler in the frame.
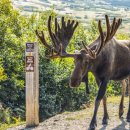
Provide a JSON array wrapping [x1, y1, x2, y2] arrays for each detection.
[[36, 16, 79, 58], [82, 15, 122, 59]]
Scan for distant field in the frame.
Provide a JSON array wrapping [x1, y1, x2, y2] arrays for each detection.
[[12, 0, 130, 33]]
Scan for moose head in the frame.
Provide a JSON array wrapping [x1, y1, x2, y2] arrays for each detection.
[[35, 15, 122, 88]]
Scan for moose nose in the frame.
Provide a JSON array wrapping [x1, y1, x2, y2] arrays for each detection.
[[69, 78, 81, 87]]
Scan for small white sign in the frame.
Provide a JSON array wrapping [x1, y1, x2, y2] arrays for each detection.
[[26, 43, 34, 52]]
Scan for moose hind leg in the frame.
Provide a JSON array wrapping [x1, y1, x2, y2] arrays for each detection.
[[102, 95, 109, 125], [119, 80, 126, 118], [127, 77, 130, 122], [89, 81, 108, 130]]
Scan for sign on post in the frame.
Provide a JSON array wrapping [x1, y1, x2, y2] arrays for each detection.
[[26, 56, 34, 72], [25, 42, 39, 127]]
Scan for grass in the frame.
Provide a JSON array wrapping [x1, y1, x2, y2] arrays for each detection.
[[0, 121, 25, 130], [107, 96, 129, 103], [65, 113, 87, 120], [65, 96, 129, 121]]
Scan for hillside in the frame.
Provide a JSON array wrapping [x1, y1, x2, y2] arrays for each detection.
[[12, 0, 130, 33]]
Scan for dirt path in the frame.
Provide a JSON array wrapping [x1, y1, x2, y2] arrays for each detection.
[[8, 97, 130, 130]]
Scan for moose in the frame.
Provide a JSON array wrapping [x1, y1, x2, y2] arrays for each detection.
[[36, 15, 130, 130]]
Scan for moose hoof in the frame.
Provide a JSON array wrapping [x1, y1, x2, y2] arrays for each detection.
[[127, 118, 130, 122], [89, 126, 96, 130], [119, 110, 124, 118], [119, 104, 124, 118], [102, 117, 108, 125], [89, 122, 97, 130], [127, 115, 130, 122]]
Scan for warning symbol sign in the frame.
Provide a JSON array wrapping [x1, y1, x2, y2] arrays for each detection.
[[26, 56, 34, 72], [26, 43, 34, 52]]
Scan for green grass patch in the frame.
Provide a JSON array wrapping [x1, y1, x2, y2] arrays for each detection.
[[107, 96, 129, 103], [0, 121, 25, 130], [65, 114, 86, 121]]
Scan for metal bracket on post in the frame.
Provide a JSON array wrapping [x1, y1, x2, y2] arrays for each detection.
[[25, 42, 39, 127]]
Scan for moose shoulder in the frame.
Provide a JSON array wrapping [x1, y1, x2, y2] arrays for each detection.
[[36, 15, 130, 130], [88, 38, 130, 81]]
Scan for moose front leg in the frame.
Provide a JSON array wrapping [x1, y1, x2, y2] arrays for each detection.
[[127, 77, 130, 122], [96, 78, 109, 125], [89, 81, 108, 130]]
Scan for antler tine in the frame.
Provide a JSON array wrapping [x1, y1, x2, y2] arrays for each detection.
[[48, 16, 60, 49], [69, 20, 75, 29], [105, 15, 111, 43], [82, 41, 96, 58], [67, 19, 71, 27], [72, 21, 79, 32], [82, 41, 90, 53], [109, 17, 116, 37], [54, 18, 61, 46], [116, 19, 122, 30], [61, 17, 66, 29], [35, 30, 51, 49], [57, 22, 61, 33], [110, 18, 122, 38], [94, 20, 104, 55], [55, 17, 62, 43]]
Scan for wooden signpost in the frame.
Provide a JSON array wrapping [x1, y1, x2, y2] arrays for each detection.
[[25, 42, 39, 127]]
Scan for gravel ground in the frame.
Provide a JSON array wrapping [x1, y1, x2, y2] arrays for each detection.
[[8, 97, 130, 130]]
